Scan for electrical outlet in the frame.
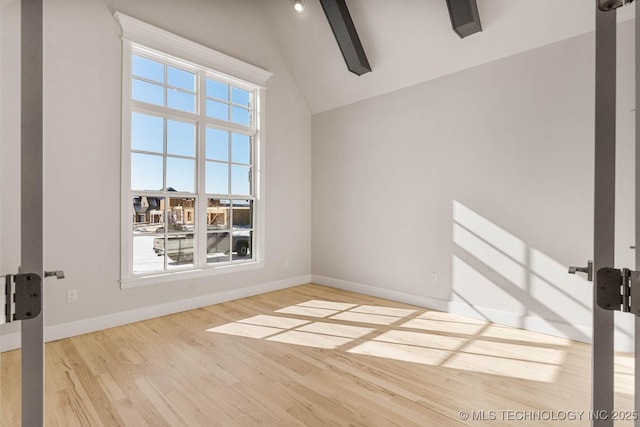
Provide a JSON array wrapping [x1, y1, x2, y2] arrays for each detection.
[[430, 272, 438, 285], [283, 259, 289, 268], [66, 289, 78, 304]]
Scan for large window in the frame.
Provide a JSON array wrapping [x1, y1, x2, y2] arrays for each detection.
[[116, 12, 271, 287]]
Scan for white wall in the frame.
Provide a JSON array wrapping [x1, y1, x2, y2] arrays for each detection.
[[0, 0, 20, 332], [0, 0, 311, 339], [1, 0, 635, 352], [312, 21, 636, 350]]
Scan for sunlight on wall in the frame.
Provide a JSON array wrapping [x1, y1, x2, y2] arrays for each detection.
[[453, 223, 527, 289], [528, 248, 591, 324], [452, 255, 526, 316], [207, 299, 569, 383], [453, 201, 527, 263], [452, 200, 592, 340]]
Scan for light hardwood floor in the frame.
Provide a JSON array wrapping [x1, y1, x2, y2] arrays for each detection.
[[0, 284, 635, 426]]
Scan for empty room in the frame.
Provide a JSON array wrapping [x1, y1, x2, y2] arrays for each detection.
[[1, 0, 639, 425]]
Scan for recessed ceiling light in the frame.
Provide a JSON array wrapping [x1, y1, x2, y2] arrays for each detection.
[[294, 0, 305, 14]]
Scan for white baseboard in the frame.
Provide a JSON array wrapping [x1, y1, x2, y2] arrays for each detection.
[[4, 273, 633, 353], [312, 274, 634, 352], [0, 331, 20, 352], [312, 275, 450, 312], [1, 274, 311, 352]]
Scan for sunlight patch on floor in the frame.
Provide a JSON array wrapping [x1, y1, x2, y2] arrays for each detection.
[[373, 330, 466, 350], [238, 315, 309, 329], [207, 322, 283, 339], [276, 305, 339, 318], [401, 317, 487, 335], [206, 299, 575, 383], [330, 311, 403, 325], [442, 352, 561, 382], [348, 341, 453, 365], [297, 300, 358, 311], [480, 324, 570, 346], [296, 322, 374, 339], [268, 330, 353, 349], [349, 305, 417, 317]]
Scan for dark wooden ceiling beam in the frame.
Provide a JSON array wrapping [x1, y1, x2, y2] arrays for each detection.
[[446, 0, 482, 38], [319, 0, 372, 76]]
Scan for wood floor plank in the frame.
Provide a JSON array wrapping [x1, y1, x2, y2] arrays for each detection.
[[1, 284, 635, 426]]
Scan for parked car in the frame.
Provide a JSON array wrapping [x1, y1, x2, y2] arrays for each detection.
[[153, 231, 251, 263]]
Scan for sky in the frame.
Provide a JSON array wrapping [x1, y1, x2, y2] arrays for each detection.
[[130, 54, 252, 196]]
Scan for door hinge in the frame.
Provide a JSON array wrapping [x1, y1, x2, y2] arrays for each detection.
[[4, 273, 42, 323], [596, 267, 640, 316]]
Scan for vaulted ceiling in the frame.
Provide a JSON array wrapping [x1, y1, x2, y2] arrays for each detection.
[[262, 0, 634, 114], [2, 0, 635, 114]]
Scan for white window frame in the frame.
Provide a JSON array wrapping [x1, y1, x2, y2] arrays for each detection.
[[115, 12, 271, 288]]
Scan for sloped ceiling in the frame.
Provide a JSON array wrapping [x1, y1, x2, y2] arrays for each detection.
[[262, 0, 634, 114]]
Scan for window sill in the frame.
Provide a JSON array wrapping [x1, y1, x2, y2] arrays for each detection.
[[120, 260, 265, 289]]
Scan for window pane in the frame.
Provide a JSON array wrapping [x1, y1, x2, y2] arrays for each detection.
[[132, 55, 164, 83], [232, 233, 251, 259], [167, 197, 196, 232], [231, 106, 250, 126], [133, 235, 165, 274], [207, 232, 231, 263], [168, 89, 196, 113], [206, 99, 229, 121], [128, 53, 260, 274], [231, 165, 251, 195], [232, 199, 253, 229], [231, 87, 250, 107], [167, 66, 195, 92], [231, 133, 250, 164], [207, 198, 230, 230], [132, 195, 165, 234], [166, 157, 195, 193], [206, 79, 228, 100], [132, 79, 164, 106], [206, 128, 228, 161], [167, 120, 195, 157], [206, 161, 229, 195], [131, 113, 163, 153], [131, 153, 163, 191], [165, 233, 195, 268]]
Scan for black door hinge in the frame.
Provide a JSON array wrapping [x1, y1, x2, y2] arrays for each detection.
[[4, 273, 42, 323], [596, 267, 640, 316]]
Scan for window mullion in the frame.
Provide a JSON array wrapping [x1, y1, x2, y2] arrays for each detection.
[[163, 63, 168, 108], [162, 117, 168, 271], [132, 102, 200, 123], [197, 70, 208, 267], [163, 199, 169, 271], [227, 132, 232, 197], [228, 84, 232, 123], [229, 199, 234, 261]]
